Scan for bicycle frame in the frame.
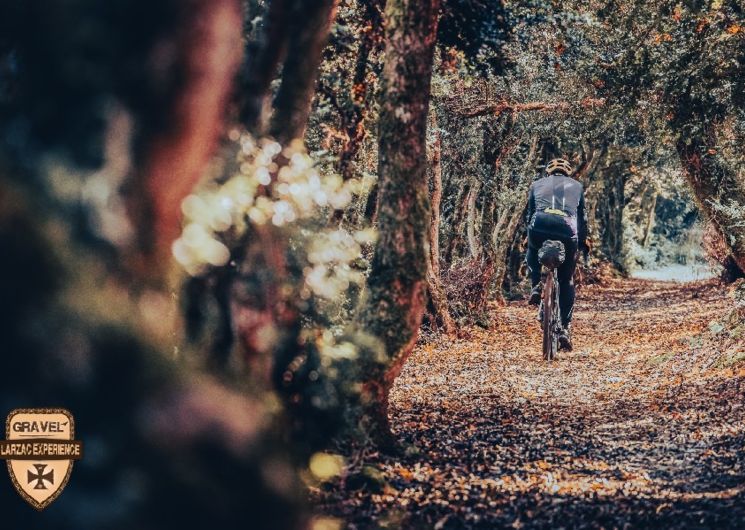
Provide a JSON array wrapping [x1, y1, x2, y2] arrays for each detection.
[[540, 267, 562, 361]]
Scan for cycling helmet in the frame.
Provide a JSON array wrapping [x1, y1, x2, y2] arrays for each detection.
[[546, 158, 573, 176]]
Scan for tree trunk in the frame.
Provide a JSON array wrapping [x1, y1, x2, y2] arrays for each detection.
[[0, 0, 306, 525], [357, 0, 441, 450], [239, 0, 291, 134], [678, 133, 745, 273], [642, 192, 658, 248], [337, 0, 384, 182], [426, 126, 455, 333], [595, 160, 626, 268], [473, 198, 497, 316], [464, 116, 522, 313], [268, 0, 339, 143], [573, 147, 600, 186], [132, 0, 243, 275], [583, 149, 626, 267], [466, 180, 481, 258], [444, 181, 471, 263], [492, 136, 539, 295]]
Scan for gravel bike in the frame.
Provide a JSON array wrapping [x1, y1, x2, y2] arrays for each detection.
[[540, 264, 562, 361], [537, 240, 566, 361]]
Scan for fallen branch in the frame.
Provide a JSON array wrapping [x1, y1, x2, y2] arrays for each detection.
[[459, 97, 606, 118]]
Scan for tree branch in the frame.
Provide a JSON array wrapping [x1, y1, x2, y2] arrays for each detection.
[[459, 97, 606, 118]]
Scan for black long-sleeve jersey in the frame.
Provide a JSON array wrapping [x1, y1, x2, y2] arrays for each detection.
[[526, 174, 588, 244]]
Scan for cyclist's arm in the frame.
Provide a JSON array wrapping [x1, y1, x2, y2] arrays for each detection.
[[577, 189, 589, 252], [526, 184, 535, 227]]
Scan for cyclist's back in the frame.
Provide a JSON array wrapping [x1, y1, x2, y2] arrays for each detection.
[[528, 173, 585, 242], [525, 158, 588, 351]]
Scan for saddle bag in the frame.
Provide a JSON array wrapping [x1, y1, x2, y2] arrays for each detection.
[[538, 240, 566, 268]]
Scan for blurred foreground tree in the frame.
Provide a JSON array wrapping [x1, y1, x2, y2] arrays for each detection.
[[355, 0, 442, 449], [0, 0, 313, 527]]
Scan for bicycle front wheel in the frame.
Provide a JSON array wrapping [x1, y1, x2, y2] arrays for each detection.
[[542, 271, 558, 361]]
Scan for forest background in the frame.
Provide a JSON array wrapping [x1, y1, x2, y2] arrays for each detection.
[[0, 0, 743, 528]]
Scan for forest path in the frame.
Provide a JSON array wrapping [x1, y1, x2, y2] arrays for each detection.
[[319, 278, 745, 529]]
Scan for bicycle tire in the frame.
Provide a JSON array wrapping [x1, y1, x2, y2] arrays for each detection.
[[542, 271, 558, 361], [553, 270, 562, 353]]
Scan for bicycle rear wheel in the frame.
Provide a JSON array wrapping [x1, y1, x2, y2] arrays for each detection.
[[542, 271, 558, 361]]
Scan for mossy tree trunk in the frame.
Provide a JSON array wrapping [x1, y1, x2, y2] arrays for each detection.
[[678, 130, 745, 274], [268, 0, 339, 143], [492, 135, 540, 297], [444, 181, 472, 263], [594, 157, 627, 269], [337, 0, 384, 182], [636, 180, 659, 248], [465, 180, 482, 258], [357, 0, 441, 450], [0, 0, 307, 525], [426, 125, 455, 333], [191, 0, 340, 367], [239, 0, 291, 134]]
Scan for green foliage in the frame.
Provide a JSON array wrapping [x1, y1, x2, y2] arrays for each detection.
[[438, 0, 510, 72]]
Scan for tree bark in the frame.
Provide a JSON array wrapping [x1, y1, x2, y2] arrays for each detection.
[[459, 115, 521, 313], [239, 0, 292, 134], [268, 0, 339, 144], [337, 0, 384, 182], [573, 146, 601, 186], [465, 180, 481, 258], [133, 0, 243, 275], [492, 135, 539, 296], [426, 126, 455, 333], [357, 0, 441, 450], [678, 132, 745, 273], [444, 181, 471, 263], [594, 159, 626, 268], [459, 97, 605, 119], [641, 192, 657, 248]]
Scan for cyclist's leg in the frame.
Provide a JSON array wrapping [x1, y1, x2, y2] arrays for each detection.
[[557, 238, 578, 327], [525, 230, 547, 288]]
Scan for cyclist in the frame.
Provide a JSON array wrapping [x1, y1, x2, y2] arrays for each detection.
[[525, 158, 589, 351]]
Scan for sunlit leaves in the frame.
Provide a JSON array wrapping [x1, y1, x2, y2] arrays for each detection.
[[173, 131, 367, 284]]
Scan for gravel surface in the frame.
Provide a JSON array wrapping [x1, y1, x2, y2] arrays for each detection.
[[316, 278, 745, 529]]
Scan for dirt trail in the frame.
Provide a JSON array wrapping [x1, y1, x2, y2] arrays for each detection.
[[318, 278, 745, 529]]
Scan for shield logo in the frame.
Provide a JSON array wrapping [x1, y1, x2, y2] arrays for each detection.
[[0, 409, 83, 510]]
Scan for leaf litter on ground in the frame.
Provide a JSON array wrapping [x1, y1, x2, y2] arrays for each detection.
[[315, 278, 745, 529]]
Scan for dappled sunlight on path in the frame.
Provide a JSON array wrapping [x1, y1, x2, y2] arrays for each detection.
[[317, 279, 745, 529]]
